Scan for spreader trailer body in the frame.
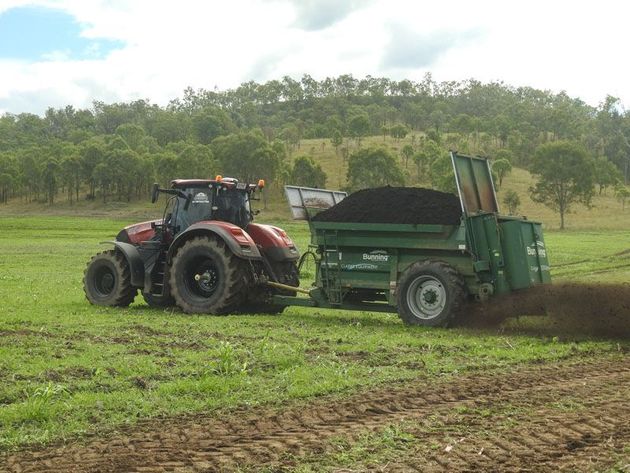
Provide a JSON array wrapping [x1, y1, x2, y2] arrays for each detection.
[[277, 152, 551, 326]]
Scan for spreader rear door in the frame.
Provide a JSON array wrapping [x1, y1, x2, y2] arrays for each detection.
[[284, 185, 347, 221], [450, 152, 499, 215]]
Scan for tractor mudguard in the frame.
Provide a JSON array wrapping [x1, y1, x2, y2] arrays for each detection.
[[101, 241, 145, 288], [166, 221, 262, 263], [246, 223, 299, 262]]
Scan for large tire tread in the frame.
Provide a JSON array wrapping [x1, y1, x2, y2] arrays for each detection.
[[169, 236, 249, 314], [83, 249, 137, 307], [396, 260, 466, 327]]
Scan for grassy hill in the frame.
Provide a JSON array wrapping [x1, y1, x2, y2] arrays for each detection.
[[291, 135, 630, 231], [2, 134, 629, 231]]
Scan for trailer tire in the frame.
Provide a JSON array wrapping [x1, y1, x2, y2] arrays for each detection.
[[83, 250, 137, 307], [397, 260, 465, 327], [169, 236, 248, 314]]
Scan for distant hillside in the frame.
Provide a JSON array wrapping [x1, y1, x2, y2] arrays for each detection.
[[1, 74, 629, 215], [288, 136, 630, 231], [4, 134, 627, 232]]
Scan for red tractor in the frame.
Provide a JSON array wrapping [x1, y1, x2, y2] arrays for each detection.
[[83, 177, 300, 314]]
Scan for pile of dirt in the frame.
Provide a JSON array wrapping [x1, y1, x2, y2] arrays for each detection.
[[463, 283, 630, 339], [312, 186, 462, 225]]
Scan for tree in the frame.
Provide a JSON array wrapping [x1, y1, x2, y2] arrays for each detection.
[[346, 147, 404, 191], [503, 189, 521, 215], [348, 113, 370, 146], [92, 161, 113, 203], [492, 155, 512, 187], [381, 125, 389, 141], [412, 138, 439, 181], [390, 124, 409, 141], [330, 130, 343, 155], [41, 158, 60, 205], [61, 155, 81, 204], [17, 150, 41, 202], [145, 109, 191, 146], [212, 131, 280, 184], [115, 123, 145, 151], [615, 184, 630, 210], [429, 152, 457, 193], [191, 107, 234, 144], [80, 138, 106, 199], [400, 144, 414, 168], [0, 173, 14, 203], [177, 143, 215, 179], [290, 156, 327, 188], [594, 158, 622, 194], [0, 153, 17, 203], [280, 124, 301, 151], [154, 151, 179, 187], [529, 141, 595, 229]]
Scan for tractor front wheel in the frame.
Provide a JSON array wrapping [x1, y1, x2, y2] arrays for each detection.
[[396, 261, 466, 327], [169, 236, 248, 314], [83, 250, 137, 307]]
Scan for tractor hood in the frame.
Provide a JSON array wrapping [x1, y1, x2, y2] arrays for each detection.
[[116, 220, 160, 244]]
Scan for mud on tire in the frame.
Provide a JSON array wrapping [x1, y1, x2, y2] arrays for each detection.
[[83, 249, 137, 307], [396, 260, 466, 327], [169, 236, 248, 314]]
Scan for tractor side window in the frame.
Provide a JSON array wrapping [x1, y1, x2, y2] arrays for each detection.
[[176, 189, 213, 231]]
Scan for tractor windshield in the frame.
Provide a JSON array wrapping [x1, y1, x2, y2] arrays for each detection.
[[173, 188, 213, 232], [171, 187, 252, 232], [214, 188, 251, 228]]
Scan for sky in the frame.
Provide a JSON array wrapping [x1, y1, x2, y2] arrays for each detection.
[[0, 0, 628, 115]]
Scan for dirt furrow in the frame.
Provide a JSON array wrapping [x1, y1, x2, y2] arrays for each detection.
[[2, 356, 629, 472]]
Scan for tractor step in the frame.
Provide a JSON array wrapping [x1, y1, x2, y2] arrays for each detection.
[[148, 252, 168, 296]]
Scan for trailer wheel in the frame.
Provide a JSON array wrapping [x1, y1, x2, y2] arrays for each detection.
[[397, 261, 465, 327], [169, 236, 248, 314], [83, 250, 137, 307]]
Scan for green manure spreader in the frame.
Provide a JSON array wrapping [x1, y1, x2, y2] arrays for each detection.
[[278, 152, 551, 326]]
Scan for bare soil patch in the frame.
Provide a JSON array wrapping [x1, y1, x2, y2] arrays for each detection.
[[3, 356, 629, 472]]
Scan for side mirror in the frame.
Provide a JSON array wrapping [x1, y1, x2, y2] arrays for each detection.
[[151, 183, 160, 204]]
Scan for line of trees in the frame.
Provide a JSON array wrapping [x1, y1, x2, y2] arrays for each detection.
[[1, 74, 629, 207]]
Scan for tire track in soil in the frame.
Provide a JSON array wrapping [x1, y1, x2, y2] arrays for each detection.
[[379, 376, 630, 472], [3, 357, 630, 473]]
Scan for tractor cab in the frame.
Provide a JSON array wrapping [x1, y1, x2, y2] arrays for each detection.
[[153, 176, 264, 237]]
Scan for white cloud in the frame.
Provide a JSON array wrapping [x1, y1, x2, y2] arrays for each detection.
[[1, 0, 629, 114]]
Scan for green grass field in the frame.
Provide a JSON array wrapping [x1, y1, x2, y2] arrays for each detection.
[[1, 136, 629, 463], [1, 215, 629, 452]]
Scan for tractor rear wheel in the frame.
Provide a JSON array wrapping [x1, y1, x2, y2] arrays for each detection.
[[83, 250, 137, 307], [396, 260, 466, 327], [169, 236, 248, 314]]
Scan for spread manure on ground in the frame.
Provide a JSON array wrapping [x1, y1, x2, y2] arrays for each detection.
[[465, 283, 630, 339]]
